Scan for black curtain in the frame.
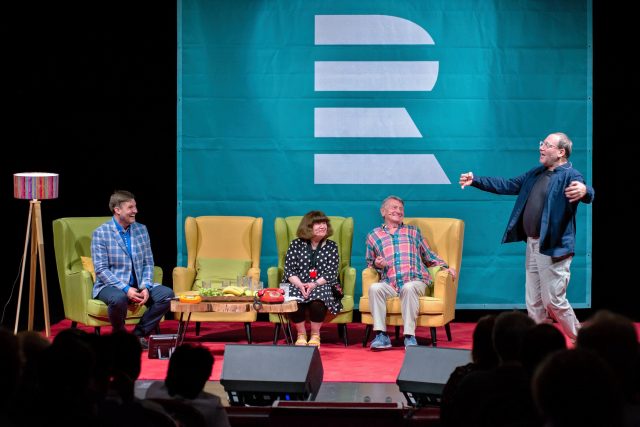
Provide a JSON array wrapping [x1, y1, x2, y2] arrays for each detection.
[[1, 2, 176, 329]]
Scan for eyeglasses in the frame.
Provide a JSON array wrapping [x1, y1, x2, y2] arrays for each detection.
[[539, 141, 560, 149]]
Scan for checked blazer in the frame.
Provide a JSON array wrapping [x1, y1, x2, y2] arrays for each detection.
[[91, 218, 159, 298]]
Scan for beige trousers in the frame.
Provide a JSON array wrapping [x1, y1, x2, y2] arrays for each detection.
[[525, 237, 580, 341], [369, 280, 427, 336]]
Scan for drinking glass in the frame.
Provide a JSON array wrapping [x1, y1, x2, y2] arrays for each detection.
[[254, 281, 264, 292], [279, 283, 290, 299]]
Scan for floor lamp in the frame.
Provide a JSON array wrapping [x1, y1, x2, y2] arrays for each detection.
[[14, 172, 58, 337]]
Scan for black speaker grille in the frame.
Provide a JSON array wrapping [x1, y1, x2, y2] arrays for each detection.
[[396, 346, 471, 405], [220, 344, 324, 406]]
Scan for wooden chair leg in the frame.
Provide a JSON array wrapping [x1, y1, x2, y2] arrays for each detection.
[[363, 324, 372, 347], [430, 327, 437, 346], [245, 322, 252, 344], [445, 323, 452, 341], [273, 323, 281, 345], [71, 321, 78, 328], [195, 321, 201, 336], [395, 326, 401, 341]]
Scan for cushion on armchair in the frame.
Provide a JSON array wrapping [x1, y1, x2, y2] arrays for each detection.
[[194, 257, 251, 289], [427, 266, 441, 296], [81, 256, 96, 281]]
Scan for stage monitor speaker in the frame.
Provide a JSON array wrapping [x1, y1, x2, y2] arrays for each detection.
[[220, 344, 323, 406], [147, 334, 177, 359], [396, 346, 471, 407]]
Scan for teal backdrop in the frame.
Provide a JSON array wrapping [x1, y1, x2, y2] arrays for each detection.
[[178, 0, 592, 309]]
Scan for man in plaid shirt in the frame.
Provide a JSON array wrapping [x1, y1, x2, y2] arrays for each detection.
[[366, 195, 456, 350]]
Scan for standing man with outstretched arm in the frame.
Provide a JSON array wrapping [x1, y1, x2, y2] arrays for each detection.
[[459, 132, 594, 343]]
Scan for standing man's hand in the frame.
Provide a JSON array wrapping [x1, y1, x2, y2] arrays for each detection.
[[565, 181, 587, 203], [459, 172, 474, 189]]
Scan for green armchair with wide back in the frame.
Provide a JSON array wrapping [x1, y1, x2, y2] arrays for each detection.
[[267, 215, 356, 346], [53, 217, 163, 334]]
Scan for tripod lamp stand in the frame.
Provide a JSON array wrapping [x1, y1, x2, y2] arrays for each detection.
[[14, 172, 58, 337]]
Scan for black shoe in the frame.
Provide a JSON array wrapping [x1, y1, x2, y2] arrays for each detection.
[[138, 337, 149, 350]]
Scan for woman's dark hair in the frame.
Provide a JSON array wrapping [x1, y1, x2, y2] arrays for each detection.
[[296, 210, 333, 240]]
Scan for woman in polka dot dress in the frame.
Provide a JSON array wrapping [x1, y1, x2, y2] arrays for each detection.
[[283, 211, 343, 347]]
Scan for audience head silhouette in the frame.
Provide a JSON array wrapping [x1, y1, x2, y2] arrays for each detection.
[[36, 328, 98, 425], [493, 310, 535, 364], [577, 309, 639, 401], [533, 348, 624, 427], [103, 330, 143, 404], [165, 344, 214, 399], [521, 323, 566, 376], [471, 314, 499, 368]]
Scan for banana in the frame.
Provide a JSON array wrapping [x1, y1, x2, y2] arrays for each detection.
[[222, 285, 246, 296]]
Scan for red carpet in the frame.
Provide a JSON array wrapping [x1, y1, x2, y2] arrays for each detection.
[[51, 320, 475, 382], [52, 320, 640, 383]]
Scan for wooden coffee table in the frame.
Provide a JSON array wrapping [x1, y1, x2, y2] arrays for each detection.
[[170, 298, 298, 345]]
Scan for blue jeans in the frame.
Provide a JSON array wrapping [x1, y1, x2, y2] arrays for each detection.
[[97, 285, 174, 336]]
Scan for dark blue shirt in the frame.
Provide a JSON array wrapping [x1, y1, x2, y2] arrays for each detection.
[[471, 162, 594, 257], [112, 218, 136, 291]]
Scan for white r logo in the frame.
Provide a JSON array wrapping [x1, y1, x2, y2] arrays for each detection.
[[313, 15, 449, 185]]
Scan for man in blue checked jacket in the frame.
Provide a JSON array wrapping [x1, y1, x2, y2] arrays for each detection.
[[459, 132, 594, 343], [92, 190, 174, 349]]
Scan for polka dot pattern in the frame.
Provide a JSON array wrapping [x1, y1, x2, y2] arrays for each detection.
[[283, 238, 343, 315]]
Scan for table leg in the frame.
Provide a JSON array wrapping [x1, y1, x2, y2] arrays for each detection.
[[175, 312, 192, 347], [286, 316, 294, 344], [278, 313, 294, 345]]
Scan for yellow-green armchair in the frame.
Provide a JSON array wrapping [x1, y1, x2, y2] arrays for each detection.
[[52, 217, 163, 334], [172, 216, 262, 342], [267, 216, 356, 346], [359, 218, 464, 346]]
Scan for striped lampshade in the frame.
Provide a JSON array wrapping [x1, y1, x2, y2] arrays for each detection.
[[13, 172, 59, 200]]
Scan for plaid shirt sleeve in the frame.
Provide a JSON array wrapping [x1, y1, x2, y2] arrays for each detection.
[[365, 231, 378, 269]]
